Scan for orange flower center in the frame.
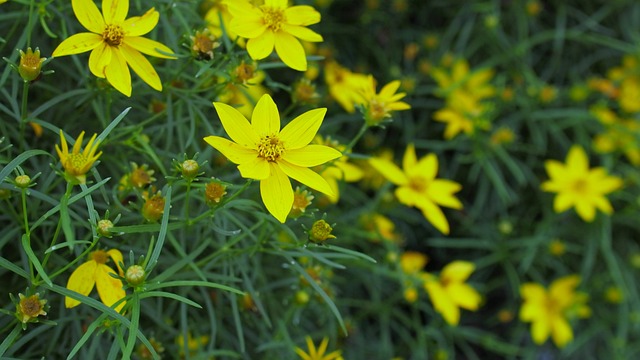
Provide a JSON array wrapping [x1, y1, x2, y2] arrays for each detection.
[[103, 24, 125, 46], [409, 176, 427, 193], [20, 295, 44, 317], [64, 153, 88, 175], [261, 6, 286, 32], [368, 99, 388, 121], [234, 63, 255, 83], [91, 250, 109, 264], [257, 135, 285, 162]]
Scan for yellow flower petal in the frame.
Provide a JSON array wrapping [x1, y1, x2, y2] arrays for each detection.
[[412, 153, 438, 180], [246, 31, 275, 60], [204, 136, 257, 164], [278, 160, 334, 197], [425, 281, 459, 325], [251, 94, 281, 136], [230, 18, 266, 38], [566, 145, 589, 173], [279, 108, 327, 150], [395, 186, 421, 207], [95, 263, 126, 312], [104, 48, 132, 97], [415, 195, 450, 234], [335, 161, 364, 182], [402, 143, 417, 171], [260, 163, 293, 223], [72, 131, 86, 154], [102, 0, 129, 24], [574, 198, 596, 222], [379, 80, 401, 99], [237, 157, 270, 180], [441, 261, 475, 283], [551, 317, 573, 348], [520, 283, 546, 301], [282, 24, 323, 42], [88, 42, 111, 78], [52, 33, 103, 57], [447, 283, 481, 311], [282, 145, 341, 167], [65, 260, 97, 308], [265, 0, 287, 8], [427, 180, 463, 209], [72, 0, 105, 33], [274, 31, 306, 71], [212, 102, 260, 147], [125, 36, 176, 59], [122, 7, 158, 37], [120, 44, 162, 91], [284, 5, 321, 26], [553, 192, 575, 213], [107, 248, 124, 276], [368, 157, 408, 186], [531, 318, 551, 345]]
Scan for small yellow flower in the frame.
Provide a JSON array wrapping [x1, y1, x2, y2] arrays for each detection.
[[324, 60, 369, 113], [520, 275, 591, 348], [400, 251, 428, 274], [204, 94, 341, 222], [541, 145, 623, 222], [204, 179, 228, 205], [548, 239, 566, 256], [358, 75, 411, 126], [294, 336, 342, 360], [66, 249, 126, 312], [218, 66, 270, 118], [314, 136, 363, 204], [176, 332, 209, 357], [55, 130, 102, 184], [52, 0, 176, 96], [290, 187, 314, 218], [309, 219, 336, 243], [423, 261, 482, 325], [190, 28, 220, 60], [369, 144, 463, 234], [142, 191, 165, 222], [16, 293, 47, 324], [226, 0, 324, 71]]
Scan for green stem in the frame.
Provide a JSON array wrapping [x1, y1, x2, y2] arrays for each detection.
[[26, 0, 35, 47], [343, 123, 369, 155], [19, 81, 29, 150], [39, 183, 72, 273], [20, 188, 34, 282]]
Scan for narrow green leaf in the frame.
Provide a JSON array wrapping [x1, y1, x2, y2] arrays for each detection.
[[0, 256, 29, 279], [0, 149, 51, 184], [21, 234, 51, 286], [139, 291, 202, 308]]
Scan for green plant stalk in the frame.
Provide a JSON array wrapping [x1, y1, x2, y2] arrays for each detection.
[[20, 188, 34, 283], [19, 81, 29, 150], [26, 0, 35, 47], [35, 182, 72, 284], [343, 122, 369, 155]]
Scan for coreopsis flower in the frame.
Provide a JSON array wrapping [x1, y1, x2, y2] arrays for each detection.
[[204, 94, 341, 222], [15, 293, 47, 325], [204, 0, 243, 46], [52, 0, 176, 96], [289, 187, 314, 218], [431, 58, 495, 100], [358, 75, 411, 126], [433, 92, 491, 139], [520, 275, 591, 348], [66, 249, 126, 312], [400, 251, 428, 275], [294, 336, 343, 360], [225, 0, 323, 71], [369, 144, 463, 234], [55, 130, 102, 184], [423, 261, 482, 325], [541, 145, 623, 222], [324, 61, 369, 113]]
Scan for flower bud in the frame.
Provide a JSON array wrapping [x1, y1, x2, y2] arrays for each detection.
[[15, 174, 31, 188], [19, 47, 46, 82], [309, 220, 336, 243], [204, 180, 227, 206], [97, 219, 114, 237], [142, 192, 165, 222], [180, 159, 199, 180], [125, 265, 146, 286]]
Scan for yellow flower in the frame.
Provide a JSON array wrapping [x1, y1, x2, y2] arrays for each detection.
[[520, 275, 591, 348], [204, 94, 342, 222], [324, 61, 369, 113], [423, 261, 482, 325], [52, 0, 176, 96], [294, 336, 342, 360], [431, 59, 495, 101], [541, 145, 623, 222], [400, 251, 428, 274], [56, 130, 102, 184], [66, 249, 126, 312], [314, 136, 363, 204], [226, 0, 323, 71], [358, 75, 411, 126], [16, 293, 47, 324], [369, 144, 463, 234]]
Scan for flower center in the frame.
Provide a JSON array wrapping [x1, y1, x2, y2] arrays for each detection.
[[103, 24, 125, 46], [409, 177, 427, 193], [257, 135, 285, 162], [20, 295, 44, 316], [369, 99, 388, 121], [65, 153, 88, 175], [572, 179, 589, 194], [91, 250, 109, 264], [261, 6, 286, 32]]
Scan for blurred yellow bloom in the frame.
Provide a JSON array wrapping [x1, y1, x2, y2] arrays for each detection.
[[66, 249, 125, 312], [520, 275, 591, 348], [204, 1, 244, 46], [541, 145, 622, 222], [52, 0, 176, 96], [358, 75, 411, 126], [204, 94, 341, 222], [294, 336, 342, 360], [369, 144, 463, 234], [314, 136, 363, 203], [423, 261, 482, 325], [56, 130, 102, 184], [324, 61, 369, 113], [433, 92, 489, 139], [226, 0, 323, 71], [432, 59, 495, 101], [217, 66, 270, 118], [400, 251, 428, 274]]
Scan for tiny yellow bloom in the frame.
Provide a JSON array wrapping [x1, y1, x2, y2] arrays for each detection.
[[204, 94, 341, 222], [294, 336, 342, 360], [52, 0, 176, 96], [324, 61, 369, 113], [66, 249, 126, 312], [400, 251, 428, 274], [56, 130, 102, 184], [226, 0, 324, 71], [358, 75, 411, 126], [541, 145, 623, 222], [369, 144, 463, 234], [16, 293, 47, 324], [423, 261, 482, 325], [19, 47, 46, 81], [520, 275, 591, 348]]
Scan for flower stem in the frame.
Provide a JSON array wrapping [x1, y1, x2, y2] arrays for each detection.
[[20, 188, 34, 282], [26, 0, 35, 47], [19, 80, 29, 150], [343, 123, 369, 154]]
